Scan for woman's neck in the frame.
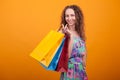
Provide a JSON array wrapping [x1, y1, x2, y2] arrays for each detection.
[[68, 25, 75, 31], [68, 25, 80, 38]]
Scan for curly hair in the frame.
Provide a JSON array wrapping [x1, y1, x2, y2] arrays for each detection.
[[58, 5, 86, 41]]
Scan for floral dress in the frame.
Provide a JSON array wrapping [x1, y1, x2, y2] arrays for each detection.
[[60, 36, 88, 80]]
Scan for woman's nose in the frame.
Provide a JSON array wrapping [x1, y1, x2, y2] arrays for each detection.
[[68, 16, 72, 20]]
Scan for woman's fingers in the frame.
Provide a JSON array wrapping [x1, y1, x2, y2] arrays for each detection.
[[61, 24, 71, 35], [65, 24, 69, 32], [61, 24, 65, 33], [65, 24, 68, 29], [62, 24, 64, 29]]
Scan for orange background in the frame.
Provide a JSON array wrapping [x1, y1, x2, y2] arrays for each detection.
[[0, 0, 120, 80]]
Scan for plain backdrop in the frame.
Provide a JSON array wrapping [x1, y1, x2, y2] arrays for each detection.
[[0, 0, 120, 80]]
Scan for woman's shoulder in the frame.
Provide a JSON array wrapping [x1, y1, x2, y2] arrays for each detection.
[[72, 35, 81, 41], [71, 35, 85, 45]]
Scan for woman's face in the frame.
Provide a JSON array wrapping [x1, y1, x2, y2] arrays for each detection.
[[65, 8, 76, 27]]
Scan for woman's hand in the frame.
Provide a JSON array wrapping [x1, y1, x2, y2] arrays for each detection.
[[61, 24, 71, 36]]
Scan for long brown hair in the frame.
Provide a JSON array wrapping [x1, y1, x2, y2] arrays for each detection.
[[58, 5, 86, 41]]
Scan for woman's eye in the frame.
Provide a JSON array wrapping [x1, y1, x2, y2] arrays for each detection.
[[71, 14, 75, 17], [65, 15, 69, 17]]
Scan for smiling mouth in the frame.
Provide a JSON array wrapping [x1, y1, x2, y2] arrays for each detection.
[[68, 22, 73, 24]]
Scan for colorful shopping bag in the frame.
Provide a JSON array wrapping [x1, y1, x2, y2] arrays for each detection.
[[30, 30, 64, 67], [55, 36, 69, 72], [40, 38, 65, 70]]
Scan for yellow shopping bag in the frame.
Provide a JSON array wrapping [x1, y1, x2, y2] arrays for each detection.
[[30, 30, 64, 67]]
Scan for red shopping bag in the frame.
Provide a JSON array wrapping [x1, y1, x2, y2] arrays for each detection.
[[55, 35, 69, 72]]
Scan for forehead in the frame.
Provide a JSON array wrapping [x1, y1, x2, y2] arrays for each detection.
[[65, 8, 75, 15]]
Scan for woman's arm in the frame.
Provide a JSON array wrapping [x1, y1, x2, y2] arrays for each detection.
[[68, 36, 73, 58]]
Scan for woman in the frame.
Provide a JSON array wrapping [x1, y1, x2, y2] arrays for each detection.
[[58, 5, 88, 80]]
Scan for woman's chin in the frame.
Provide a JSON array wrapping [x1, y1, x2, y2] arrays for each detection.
[[68, 24, 74, 26]]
